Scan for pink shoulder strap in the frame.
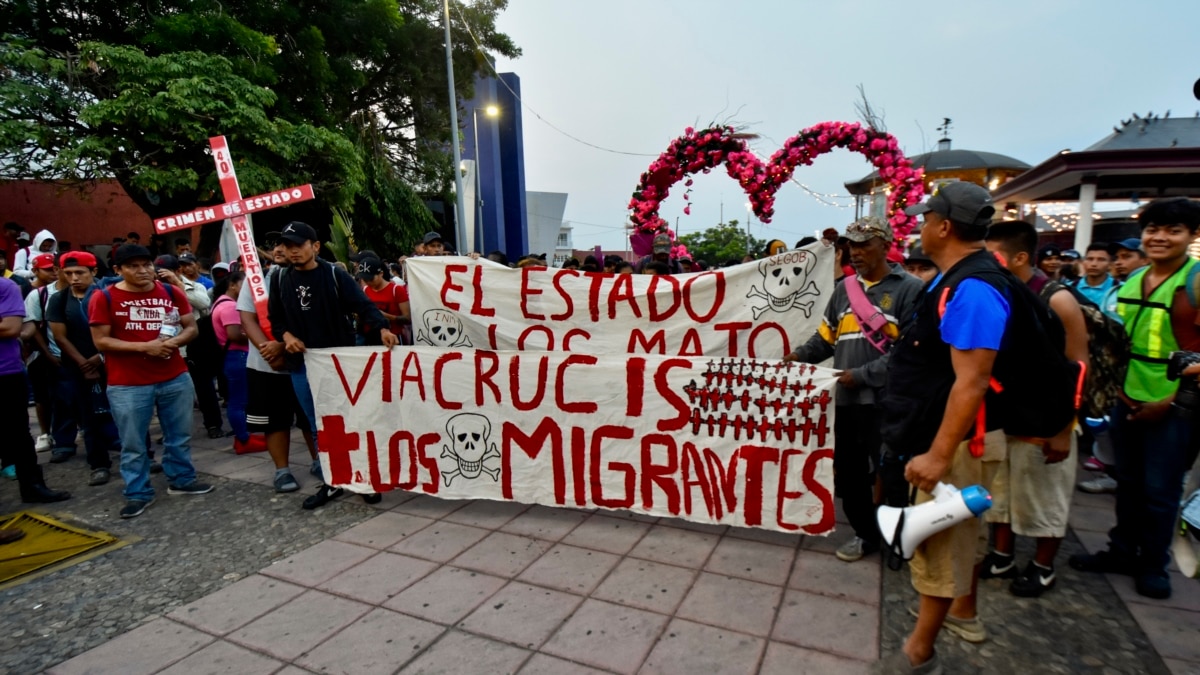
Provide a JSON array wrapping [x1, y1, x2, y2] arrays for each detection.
[[843, 274, 892, 354]]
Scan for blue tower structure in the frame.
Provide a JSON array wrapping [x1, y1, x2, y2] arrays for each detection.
[[462, 71, 528, 258]]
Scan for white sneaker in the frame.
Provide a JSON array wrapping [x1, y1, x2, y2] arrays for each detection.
[[836, 536, 876, 562], [1078, 476, 1118, 494], [35, 434, 52, 453]]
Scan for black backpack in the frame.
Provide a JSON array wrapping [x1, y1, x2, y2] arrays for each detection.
[[939, 258, 1083, 441], [190, 295, 235, 368], [1040, 280, 1129, 419]]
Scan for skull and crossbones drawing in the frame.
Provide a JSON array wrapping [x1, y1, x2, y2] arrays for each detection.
[[440, 413, 500, 486], [415, 309, 472, 348], [746, 252, 820, 319]]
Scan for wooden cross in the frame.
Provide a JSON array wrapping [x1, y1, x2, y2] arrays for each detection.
[[151, 136, 316, 320]]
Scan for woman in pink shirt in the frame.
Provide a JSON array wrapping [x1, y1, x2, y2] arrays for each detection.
[[211, 271, 265, 454]]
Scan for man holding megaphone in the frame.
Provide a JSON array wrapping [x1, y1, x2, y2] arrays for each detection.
[[872, 183, 1012, 675]]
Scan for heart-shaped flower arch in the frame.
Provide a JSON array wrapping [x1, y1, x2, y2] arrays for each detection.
[[628, 122, 925, 255]]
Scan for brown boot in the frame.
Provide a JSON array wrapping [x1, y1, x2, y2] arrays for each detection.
[[0, 529, 25, 545]]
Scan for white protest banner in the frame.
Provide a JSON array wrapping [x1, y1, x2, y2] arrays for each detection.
[[404, 244, 835, 358], [307, 346, 837, 533]]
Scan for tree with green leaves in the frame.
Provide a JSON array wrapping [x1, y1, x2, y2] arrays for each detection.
[[678, 220, 768, 266], [0, 0, 519, 256]]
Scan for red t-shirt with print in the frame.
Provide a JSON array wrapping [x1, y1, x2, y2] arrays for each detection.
[[88, 282, 193, 386]]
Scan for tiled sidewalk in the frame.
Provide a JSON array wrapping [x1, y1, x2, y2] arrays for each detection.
[[40, 419, 1200, 674], [47, 489, 881, 675], [1068, 487, 1200, 675]]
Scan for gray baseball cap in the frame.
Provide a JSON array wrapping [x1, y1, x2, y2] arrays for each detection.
[[904, 182, 996, 226]]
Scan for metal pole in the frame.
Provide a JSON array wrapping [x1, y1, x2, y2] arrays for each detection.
[[443, 0, 467, 253], [473, 108, 484, 254], [745, 205, 752, 254]]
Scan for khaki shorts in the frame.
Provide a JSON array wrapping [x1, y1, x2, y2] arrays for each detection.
[[908, 432, 1001, 599], [983, 435, 1077, 538]]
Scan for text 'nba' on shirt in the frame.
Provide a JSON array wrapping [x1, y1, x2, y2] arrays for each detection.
[[112, 296, 178, 331]]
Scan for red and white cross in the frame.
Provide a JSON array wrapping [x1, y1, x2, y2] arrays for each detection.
[[150, 135, 316, 325]]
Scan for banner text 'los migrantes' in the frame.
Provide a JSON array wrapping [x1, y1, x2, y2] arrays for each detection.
[[308, 347, 837, 533]]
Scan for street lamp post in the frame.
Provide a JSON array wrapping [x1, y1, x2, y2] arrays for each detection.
[[472, 104, 499, 254], [442, 0, 466, 253], [745, 202, 753, 254]]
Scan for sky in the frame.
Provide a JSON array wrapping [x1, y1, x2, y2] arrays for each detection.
[[485, 0, 1200, 254]]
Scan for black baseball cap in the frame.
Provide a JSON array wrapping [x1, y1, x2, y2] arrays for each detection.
[[1037, 244, 1062, 261], [113, 244, 153, 266], [905, 243, 934, 265], [178, 252, 198, 264], [904, 182, 996, 226], [154, 254, 180, 271], [423, 231, 444, 246], [354, 256, 383, 280], [348, 249, 378, 264], [279, 221, 318, 244], [1061, 248, 1081, 261]]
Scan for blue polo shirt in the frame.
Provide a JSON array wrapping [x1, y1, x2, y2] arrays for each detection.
[[1074, 275, 1114, 307]]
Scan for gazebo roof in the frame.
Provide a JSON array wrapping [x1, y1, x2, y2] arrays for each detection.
[[1085, 114, 1200, 151], [992, 115, 1200, 204], [845, 140, 1030, 195]]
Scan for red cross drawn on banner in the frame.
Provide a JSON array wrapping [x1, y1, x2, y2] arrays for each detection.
[[150, 136, 316, 322]]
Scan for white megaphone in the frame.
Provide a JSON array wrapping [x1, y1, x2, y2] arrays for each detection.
[[877, 482, 993, 561]]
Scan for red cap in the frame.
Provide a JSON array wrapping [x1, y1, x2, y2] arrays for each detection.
[[59, 251, 97, 268], [32, 253, 57, 269]]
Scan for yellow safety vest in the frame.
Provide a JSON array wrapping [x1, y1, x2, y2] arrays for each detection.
[[1116, 258, 1199, 402]]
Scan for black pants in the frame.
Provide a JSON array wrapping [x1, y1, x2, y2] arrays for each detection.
[[187, 357, 223, 431], [1, 371, 47, 490], [833, 404, 882, 543]]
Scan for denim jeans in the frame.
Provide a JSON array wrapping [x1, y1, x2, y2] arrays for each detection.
[[224, 350, 249, 442], [50, 371, 80, 454], [54, 366, 118, 470], [108, 372, 198, 501], [1108, 399, 1198, 574], [289, 362, 318, 435]]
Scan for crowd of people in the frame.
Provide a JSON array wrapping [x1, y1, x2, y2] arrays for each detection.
[[2, 193, 1199, 675], [777, 187, 1198, 675]]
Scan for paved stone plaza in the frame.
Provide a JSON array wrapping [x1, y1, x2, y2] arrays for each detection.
[[2, 412, 1197, 674]]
